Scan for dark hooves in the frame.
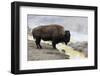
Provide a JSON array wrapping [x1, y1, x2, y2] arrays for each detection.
[[53, 47, 56, 49], [37, 47, 42, 49]]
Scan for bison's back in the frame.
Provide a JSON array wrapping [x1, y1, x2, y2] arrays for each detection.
[[32, 24, 65, 39]]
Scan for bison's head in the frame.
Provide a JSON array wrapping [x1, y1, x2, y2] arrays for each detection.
[[64, 30, 70, 44]]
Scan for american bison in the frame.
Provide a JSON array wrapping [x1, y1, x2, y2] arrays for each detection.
[[32, 24, 70, 49]]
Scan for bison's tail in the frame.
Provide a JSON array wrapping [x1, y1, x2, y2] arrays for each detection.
[[32, 30, 36, 39]]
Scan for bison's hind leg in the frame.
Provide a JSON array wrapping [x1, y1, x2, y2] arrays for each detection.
[[35, 37, 42, 49]]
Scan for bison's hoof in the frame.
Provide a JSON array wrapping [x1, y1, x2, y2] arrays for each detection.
[[40, 47, 42, 49], [53, 47, 56, 49]]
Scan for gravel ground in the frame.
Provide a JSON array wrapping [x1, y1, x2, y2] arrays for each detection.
[[27, 40, 69, 61]]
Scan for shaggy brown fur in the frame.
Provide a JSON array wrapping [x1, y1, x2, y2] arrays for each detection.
[[32, 24, 70, 49]]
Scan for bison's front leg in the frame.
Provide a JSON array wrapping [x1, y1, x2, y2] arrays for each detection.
[[65, 41, 68, 45]]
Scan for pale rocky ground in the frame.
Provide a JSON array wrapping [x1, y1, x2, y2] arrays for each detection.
[[27, 35, 87, 61], [28, 40, 69, 61]]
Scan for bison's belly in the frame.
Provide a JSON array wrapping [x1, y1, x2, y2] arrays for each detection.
[[41, 37, 52, 41], [40, 33, 53, 41], [41, 36, 65, 43]]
